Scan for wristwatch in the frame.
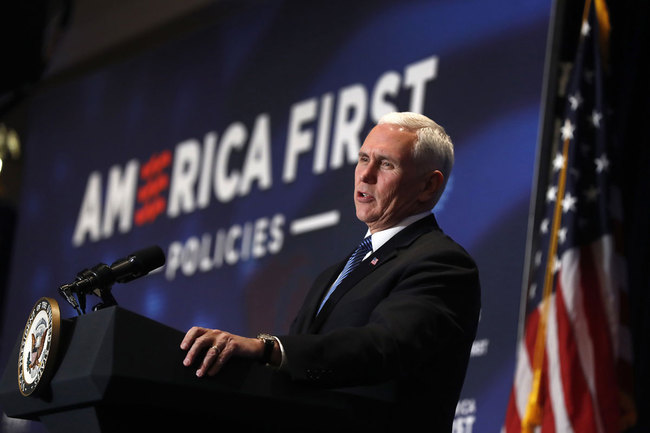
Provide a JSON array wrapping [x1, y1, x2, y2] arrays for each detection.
[[256, 333, 276, 365]]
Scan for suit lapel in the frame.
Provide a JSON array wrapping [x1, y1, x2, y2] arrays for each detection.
[[307, 214, 440, 333], [293, 264, 342, 332]]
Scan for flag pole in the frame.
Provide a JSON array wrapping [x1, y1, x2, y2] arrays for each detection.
[[521, 128, 572, 432]]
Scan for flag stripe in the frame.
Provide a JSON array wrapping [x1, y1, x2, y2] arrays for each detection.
[[555, 269, 601, 433], [516, 313, 537, 417], [558, 248, 598, 403], [578, 246, 620, 433], [546, 293, 574, 433], [590, 235, 621, 354]]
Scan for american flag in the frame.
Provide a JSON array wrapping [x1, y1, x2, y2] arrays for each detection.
[[503, 1, 636, 432]]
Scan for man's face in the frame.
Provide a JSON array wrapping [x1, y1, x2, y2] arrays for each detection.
[[354, 124, 429, 233]]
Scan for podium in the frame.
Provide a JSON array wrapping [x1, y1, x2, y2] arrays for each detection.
[[0, 307, 393, 432]]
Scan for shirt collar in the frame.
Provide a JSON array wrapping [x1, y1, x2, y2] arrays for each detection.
[[364, 211, 432, 253]]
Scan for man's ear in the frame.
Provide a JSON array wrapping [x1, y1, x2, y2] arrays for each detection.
[[418, 170, 444, 203]]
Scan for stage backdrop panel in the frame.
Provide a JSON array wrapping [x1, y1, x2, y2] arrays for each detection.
[[1, 1, 551, 432]]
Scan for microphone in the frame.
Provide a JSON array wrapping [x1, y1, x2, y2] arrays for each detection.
[[58, 246, 165, 314]]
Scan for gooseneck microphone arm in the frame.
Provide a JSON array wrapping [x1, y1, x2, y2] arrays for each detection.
[[58, 246, 165, 315]]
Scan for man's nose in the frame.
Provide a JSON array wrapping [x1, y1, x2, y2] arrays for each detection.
[[357, 164, 376, 183]]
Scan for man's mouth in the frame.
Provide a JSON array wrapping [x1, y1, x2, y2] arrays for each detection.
[[357, 191, 373, 201]]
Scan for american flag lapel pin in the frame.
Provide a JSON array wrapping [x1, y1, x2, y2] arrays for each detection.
[[370, 257, 379, 266]]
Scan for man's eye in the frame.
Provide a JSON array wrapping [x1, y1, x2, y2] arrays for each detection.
[[381, 161, 393, 168]]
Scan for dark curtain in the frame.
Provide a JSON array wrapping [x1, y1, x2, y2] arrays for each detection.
[[610, 1, 650, 431]]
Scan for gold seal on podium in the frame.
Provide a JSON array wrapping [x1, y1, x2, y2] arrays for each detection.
[[17, 297, 61, 396]]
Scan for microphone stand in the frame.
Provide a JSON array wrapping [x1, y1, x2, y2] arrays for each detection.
[[58, 263, 119, 315]]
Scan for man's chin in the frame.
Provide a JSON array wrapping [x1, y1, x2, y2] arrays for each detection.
[[355, 210, 373, 225], [355, 209, 381, 229]]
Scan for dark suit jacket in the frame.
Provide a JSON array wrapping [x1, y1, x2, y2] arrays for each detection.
[[279, 214, 481, 431]]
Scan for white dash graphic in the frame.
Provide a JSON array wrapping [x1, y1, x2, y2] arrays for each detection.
[[290, 210, 340, 235]]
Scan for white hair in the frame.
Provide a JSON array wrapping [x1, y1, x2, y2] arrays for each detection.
[[377, 112, 454, 205]]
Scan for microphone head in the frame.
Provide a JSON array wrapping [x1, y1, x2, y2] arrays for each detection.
[[111, 245, 166, 283], [129, 245, 166, 272]]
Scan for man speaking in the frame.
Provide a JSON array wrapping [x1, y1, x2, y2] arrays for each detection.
[[181, 112, 481, 431]]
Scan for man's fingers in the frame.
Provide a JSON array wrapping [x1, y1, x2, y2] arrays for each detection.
[[180, 326, 206, 350], [206, 340, 234, 376], [181, 327, 213, 367], [197, 335, 232, 377], [181, 329, 257, 377], [196, 343, 222, 377]]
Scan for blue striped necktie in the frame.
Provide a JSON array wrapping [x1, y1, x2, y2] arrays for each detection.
[[317, 237, 372, 314]]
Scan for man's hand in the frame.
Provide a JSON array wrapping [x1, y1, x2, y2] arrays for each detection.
[[180, 327, 264, 377]]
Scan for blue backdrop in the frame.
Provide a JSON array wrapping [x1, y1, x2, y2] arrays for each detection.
[[1, 1, 551, 431]]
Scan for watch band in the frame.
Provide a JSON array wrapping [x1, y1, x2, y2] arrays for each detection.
[[257, 333, 275, 365]]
